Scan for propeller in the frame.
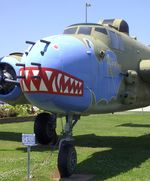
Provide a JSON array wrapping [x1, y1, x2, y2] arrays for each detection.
[[0, 63, 19, 95]]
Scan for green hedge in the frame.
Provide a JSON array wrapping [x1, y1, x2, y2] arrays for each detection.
[[0, 104, 41, 118]]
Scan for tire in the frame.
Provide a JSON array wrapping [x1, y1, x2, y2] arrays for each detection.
[[58, 144, 77, 178], [34, 112, 57, 145]]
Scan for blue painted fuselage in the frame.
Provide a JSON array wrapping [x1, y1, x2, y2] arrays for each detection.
[[20, 34, 122, 114]]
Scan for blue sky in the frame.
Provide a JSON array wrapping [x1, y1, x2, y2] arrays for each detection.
[[0, 0, 150, 56]]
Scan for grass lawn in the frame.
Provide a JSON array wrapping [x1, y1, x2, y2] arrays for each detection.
[[1, 113, 150, 180]]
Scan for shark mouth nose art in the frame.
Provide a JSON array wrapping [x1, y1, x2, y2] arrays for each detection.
[[19, 67, 83, 96]]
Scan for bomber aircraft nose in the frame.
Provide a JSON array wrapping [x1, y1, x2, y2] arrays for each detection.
[[19, 35, 93, 114]]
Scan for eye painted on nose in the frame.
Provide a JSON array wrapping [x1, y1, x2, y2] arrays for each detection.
[[19, 67, 83, 96]]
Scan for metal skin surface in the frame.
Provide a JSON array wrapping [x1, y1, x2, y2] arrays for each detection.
[[1, 20, 150, 114], [0, 54, 27, 104]]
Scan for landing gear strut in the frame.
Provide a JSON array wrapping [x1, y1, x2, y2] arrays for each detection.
[[58, 115, 78, 178], [34, 113, 79, 178]]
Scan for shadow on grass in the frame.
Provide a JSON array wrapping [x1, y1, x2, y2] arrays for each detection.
[[1, 131, 150, 180], [0, 131, 57, 152], [0, 116, 35, 124], [117, 123, 150, 128], [0, 131, 21, 142], [75, 133, 150, 180]]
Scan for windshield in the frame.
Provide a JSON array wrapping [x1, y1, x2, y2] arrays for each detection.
[[63, 27, 77, 34], [78, 27, 92, 35], [95, 27, 107, 35], [63, 26, 92, 35]]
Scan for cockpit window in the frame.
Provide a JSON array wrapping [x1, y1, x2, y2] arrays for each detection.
[[78, 27, 92, 35], [95, 27, 107, 35], [63, 27, 77, 34]]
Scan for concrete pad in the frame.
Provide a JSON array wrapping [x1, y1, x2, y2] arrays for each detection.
[[53, 169, 95, 181]]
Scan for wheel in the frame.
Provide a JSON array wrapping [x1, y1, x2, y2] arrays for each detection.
[[34, 112, 57, 145], [58, 143, 77, 178]]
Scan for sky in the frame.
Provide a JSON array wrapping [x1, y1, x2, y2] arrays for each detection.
[[0, 0, 150, 56], [0, 0, 150, 111]]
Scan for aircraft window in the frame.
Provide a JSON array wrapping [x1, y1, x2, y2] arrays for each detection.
[[109, 31, 119, 49], [78, 27, 92, 35], [118, 35, 124, 51], [63, 27, 77, 34], [109, 31, 124, 51], [95, 27, 107, 35]]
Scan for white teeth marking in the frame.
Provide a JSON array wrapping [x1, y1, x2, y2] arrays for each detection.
[[22, 80, 28, 91], [30, 80, 37, 91], [22, 68, 83, 95], [79, 90, 82, 95], [52, 77, 57, 92], [39, 79, 48, 91], [57, 73, 62, 89], [64, 87, 69, 93], [20, 70, 23, 76], [75, 89, 78, 94], [32, 70, 39, 76], [45, 71, 52, 80], [64, 75, 69, 83], [70, 78, 74, 84], [79, 82, 82, 87], [75, 80, 78, 86], [25, 70, 29, 78], [70, 88, 74, 94]]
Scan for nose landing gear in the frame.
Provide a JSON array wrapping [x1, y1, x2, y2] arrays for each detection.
[[34, 113, 79, 178], [58, 115, 78, 178], [58, 142, 77, 177]]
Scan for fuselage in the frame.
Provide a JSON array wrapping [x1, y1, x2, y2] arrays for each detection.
[[19, 21, 150, 115]]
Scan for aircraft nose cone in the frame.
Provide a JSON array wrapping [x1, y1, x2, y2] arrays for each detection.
[[19, 35, 92, 113]]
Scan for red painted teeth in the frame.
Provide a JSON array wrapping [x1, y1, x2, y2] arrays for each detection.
[[19, 67, 83, 96]]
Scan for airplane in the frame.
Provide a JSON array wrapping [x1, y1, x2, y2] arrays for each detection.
[[0, 18, 150, 178]]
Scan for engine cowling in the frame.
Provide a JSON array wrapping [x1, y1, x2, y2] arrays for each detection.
[[0, 53, 28, 105], [139, 59, 150, 83]]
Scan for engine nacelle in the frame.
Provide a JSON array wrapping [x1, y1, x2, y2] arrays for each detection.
[[139, 59, 150, 83], [0, 53, 28, 105]]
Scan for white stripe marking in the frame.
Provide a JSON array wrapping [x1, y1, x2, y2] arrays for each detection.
[[52, 77, 57, 92], [75, 80, 78, 86], [79, 90, 82, 95], [22, 80, 28, 92], [32, 70, 39, 76], [70, 78, 74, 84], [64, 75, 69, 83], [30, 80, 37, 91], [39, 79, 48, 91], [70, 88, 74, 94], [64, 87, 69, 93], [79, 82, 82, 87], [75, 89, 78, 94], [45, 71, 52, 80], [57, 73, 62, 89], [25, 70, 29, 78], [20, 70, 23, 76]]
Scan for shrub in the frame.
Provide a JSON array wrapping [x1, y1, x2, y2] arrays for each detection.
[[0, 104, 41, 118]]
